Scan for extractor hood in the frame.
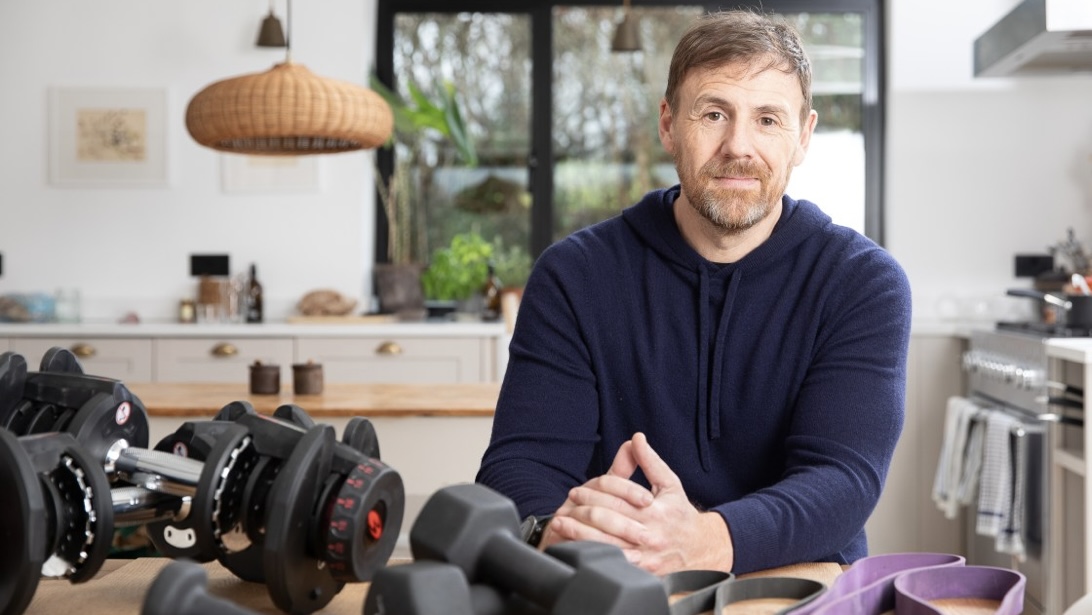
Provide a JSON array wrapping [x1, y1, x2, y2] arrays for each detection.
[[974, 0, 1092, 77]]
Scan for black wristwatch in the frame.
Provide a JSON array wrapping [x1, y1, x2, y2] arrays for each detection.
[[519, 514, 553, 547]]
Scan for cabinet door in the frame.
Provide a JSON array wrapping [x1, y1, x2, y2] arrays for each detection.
[[296, 336, 495, 384], [10, 337, 154, 382], [155, 338, 294, 383]]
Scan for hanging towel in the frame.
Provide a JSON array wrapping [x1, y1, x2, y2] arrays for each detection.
[[996, 422, 1028, 561], [932, 396, 982, 519], [957, 415, 985, 507], [976, 410, 1026, 561]]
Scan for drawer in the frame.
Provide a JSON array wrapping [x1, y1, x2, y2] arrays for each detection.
[[155, 337, 294, 383], [9, 337, 153, 382], [296, 336, 494, 383]]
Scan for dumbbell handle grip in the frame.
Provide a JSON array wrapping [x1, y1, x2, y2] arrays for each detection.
[[479, 534, 572, 610], [112, 486, 188, 527], [115, 448, 203, 497]]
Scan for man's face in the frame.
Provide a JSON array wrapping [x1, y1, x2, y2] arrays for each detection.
[[659, 60, 817, 233]]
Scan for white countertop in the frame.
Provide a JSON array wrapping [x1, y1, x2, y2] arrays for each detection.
[[1046, 338, 1092, 364], [0, 321, 507, 338]]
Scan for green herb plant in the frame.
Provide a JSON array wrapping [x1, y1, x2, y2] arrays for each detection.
[[421, 232, 494, 302]]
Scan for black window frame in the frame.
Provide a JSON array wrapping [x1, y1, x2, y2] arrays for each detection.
[[374, 0, 885, 262]]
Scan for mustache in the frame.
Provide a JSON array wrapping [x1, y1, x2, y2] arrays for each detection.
[[699, 159, 771, 182]]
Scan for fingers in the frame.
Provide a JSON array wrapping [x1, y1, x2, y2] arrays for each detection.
[[606, 439, 638, 478], [630, 432, 682, 495], [548, 513, 645, 557]]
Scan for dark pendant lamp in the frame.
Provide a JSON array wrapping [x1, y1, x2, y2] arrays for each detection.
[[611, 0, 642, 53], [186, 0, 393, 155], [256, 0, 287, 48]]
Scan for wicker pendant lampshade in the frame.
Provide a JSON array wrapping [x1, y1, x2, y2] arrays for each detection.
[[186, 62, 393, 154], [185, 0, 393, 155]]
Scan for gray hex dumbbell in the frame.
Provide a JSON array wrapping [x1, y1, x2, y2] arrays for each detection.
[[141, 560, 258, 615], [363, 560, 515, 615], [409, 483, 669, 615]]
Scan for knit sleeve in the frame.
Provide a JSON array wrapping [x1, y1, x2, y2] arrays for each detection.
[[475, 240, 602, 518], [715, 247, 912, 573]]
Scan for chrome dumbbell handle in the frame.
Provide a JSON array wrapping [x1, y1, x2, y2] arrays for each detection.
[[112, 485, 191, 527], [114, 448, 204, 497]]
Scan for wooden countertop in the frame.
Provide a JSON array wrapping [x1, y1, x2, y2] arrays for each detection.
[[26, 558, 844, 615], [125, 382, 500, 418]]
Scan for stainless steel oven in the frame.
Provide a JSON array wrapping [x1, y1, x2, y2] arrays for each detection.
[[963, 326, 1085, 615]]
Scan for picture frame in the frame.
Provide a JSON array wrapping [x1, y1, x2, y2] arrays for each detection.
[[49, 87, 168, 187]]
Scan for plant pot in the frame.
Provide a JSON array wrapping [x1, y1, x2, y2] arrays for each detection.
[[374, 263, 425, 318]]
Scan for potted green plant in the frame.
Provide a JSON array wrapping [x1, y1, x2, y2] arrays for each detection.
[[421, 232, 494, 319], [369, 76, 477, 316]]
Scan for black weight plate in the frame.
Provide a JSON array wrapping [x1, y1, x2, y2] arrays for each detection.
[[0, 429, 47, 615], [4, 399, 37, 436], [213, 401, 256, 422], [26, 403, 61, 435], [51, 407, 76, 433], [56, 436, 114, 582], [66, 392, 149, 466], [264, 425, 343, 614], [341, 416, 381, 460], [38, 347, 84, 375], [218, 455, 280, 583], [146, 424, 250, 562], [321, 458, 404, 583], [0, 352, 28, 427], [272, 404, 316, 430]]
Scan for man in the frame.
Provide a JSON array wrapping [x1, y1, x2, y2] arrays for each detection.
[[475, 10, 911, 576]]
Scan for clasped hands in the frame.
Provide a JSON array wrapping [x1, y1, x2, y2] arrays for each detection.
[[539, 432, 734, 575]]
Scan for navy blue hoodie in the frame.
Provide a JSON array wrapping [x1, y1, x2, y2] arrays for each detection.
[[476, 186, 912, 573]]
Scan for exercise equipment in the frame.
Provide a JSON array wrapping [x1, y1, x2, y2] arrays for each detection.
[[1, 347, 404, 615], [364, 561, 513, 615], [0, 430, 113, 615], [141, 560, 258, 615], [410, 483, 668, 615]]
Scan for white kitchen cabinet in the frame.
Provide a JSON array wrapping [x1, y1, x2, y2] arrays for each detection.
[[296, 335, 495, 384], [9, 337, 153, 381], [865, 332, 967, 556], [154, 337, 294, 383]]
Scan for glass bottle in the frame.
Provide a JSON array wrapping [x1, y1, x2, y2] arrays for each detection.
[[481, 262, 503, 322], [246, 264, 264, 323]]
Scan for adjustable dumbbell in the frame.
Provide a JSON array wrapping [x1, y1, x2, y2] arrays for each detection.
[[139, 412, 404, 614], [0, 429, 114, 615], [410, 484, 669, 615], [2, 348, 150, 462]]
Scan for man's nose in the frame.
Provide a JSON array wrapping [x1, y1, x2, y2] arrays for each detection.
[[718, 121, 755, 159]]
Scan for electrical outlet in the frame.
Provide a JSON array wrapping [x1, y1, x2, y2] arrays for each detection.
[[190, 254, 230, 277]]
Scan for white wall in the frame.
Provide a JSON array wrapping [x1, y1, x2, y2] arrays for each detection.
[[2, 0, 1092, 324], [887, 0, 1092, 321], [0, 0, 379, 322]]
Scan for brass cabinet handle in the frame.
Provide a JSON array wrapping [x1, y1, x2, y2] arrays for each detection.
[[210, 342, 239, 358], [375, 341, 403, 356], [70, 343, 96, 359]]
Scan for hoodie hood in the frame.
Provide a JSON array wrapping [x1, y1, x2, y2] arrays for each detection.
[[620, 186, 834, 469]]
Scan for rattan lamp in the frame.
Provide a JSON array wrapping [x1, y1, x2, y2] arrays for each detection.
[[185, 0, 392, 155]]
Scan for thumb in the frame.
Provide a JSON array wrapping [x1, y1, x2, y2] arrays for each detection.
[[606, 438, 638, 478]]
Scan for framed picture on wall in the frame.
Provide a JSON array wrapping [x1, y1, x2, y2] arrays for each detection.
[[49, 87, 168, 187]]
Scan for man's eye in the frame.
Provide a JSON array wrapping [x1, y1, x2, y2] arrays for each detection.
[[705, 112, 724, 121], [759, 117, 777, 126]]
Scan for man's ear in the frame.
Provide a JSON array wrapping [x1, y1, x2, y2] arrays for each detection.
[[793, 109, 819, 167], [658, 98, 676, 155]]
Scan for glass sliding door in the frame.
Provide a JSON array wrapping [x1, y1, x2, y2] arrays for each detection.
[[551, 6, 703, 241], [389, 12, 534, 282]]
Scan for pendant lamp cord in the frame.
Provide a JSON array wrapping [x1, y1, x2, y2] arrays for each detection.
[[285, 0, 293, 62]]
